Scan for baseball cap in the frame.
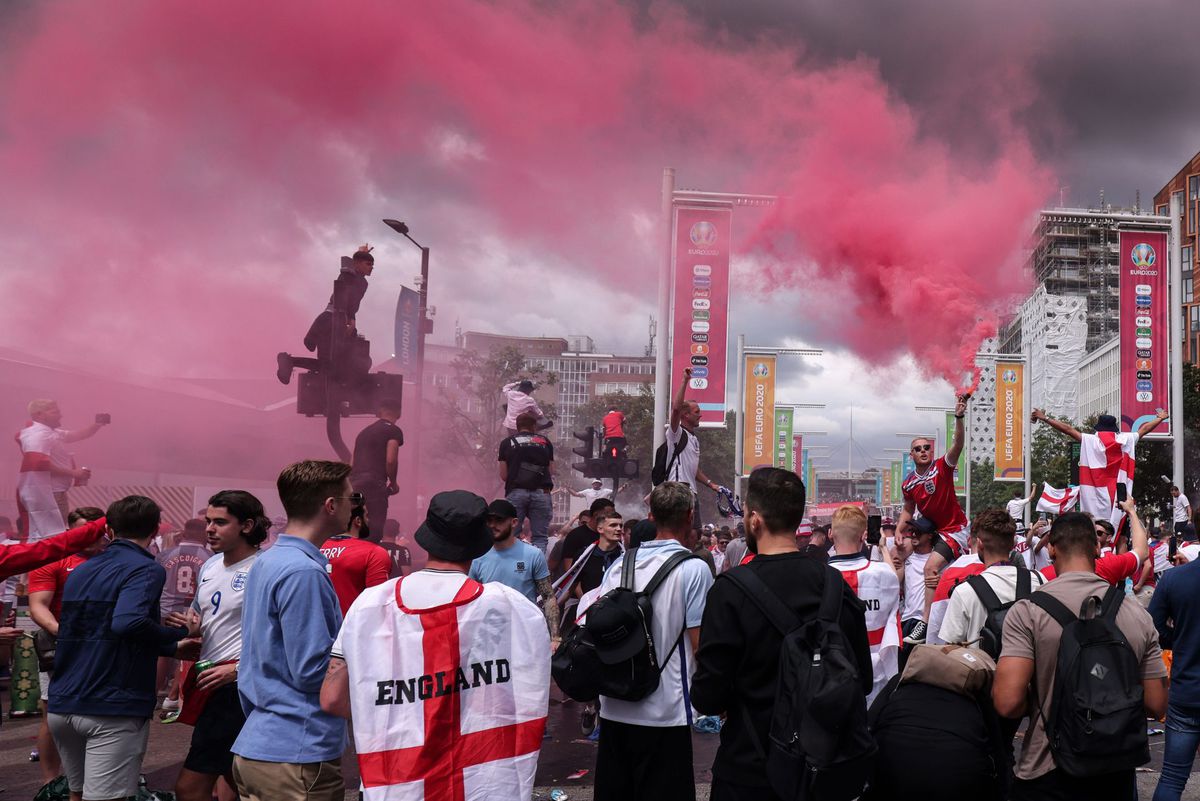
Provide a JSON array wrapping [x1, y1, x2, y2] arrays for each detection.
[[486, 499, 518, 519]]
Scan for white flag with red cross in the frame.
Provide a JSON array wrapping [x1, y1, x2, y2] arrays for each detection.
[[335, 575, 550, 801], [1036, 484, 1081, 516]]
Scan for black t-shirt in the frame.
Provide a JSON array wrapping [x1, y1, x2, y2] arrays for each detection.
[[380, 542, 411, 579], [351, 419, 404, 479], [577, 544, 622, 594], [562, 524, 597, 563], [497, 432, 554, 494]]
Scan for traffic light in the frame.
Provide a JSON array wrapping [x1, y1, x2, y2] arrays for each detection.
[[572, 427, 595, 474]]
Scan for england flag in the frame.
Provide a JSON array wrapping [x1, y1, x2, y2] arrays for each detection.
[[335, 576, 550, 801], [1078, 431, 1138, 525], [1036, 484, 1081, 516]]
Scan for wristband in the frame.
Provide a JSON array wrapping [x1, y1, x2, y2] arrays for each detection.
[[954, 414, 965, 419]]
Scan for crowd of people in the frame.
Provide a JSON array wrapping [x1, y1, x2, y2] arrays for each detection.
[[0, 378, 1197, 801]]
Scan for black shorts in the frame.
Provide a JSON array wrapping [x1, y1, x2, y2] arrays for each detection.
[[184, 683, 246, 776], [595, 720, 694, 801], [932, 537, 956, 562]]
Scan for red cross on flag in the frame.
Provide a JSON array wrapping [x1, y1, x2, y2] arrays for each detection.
[[335, 575, 550, 801], [1037, 484, 1081, 516]]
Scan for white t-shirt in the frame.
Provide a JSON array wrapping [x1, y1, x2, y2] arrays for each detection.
[[1152, 540, 1171, 574], [579, 487, 613, 504], [192, 551, 259, 663], [1174, 495, 1191, 523], [581, 539, 713, 727], [20, 421, 74, 493], [1018, 537, 1051, 571], [1179, 543, 1200, 563], [1005, 497, 1030, 521], [666, 425, 700, 491], [939, 564, 1045, 647], [901, 551, 931, 622]]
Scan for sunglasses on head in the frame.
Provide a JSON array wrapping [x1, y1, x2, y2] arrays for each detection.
[[333, 492, 365, 506], [912, 444, 932, 453]]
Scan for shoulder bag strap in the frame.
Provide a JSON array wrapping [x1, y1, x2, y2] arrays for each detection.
[[1016, 566, 1033, 599], [1100, 583, 1127, 622], [665, 429, 687, 480], [722, 567, 802, 634], [966, 573, 1004, 613]]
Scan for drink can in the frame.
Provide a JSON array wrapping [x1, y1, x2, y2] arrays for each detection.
[[195, 660, 215, 673]]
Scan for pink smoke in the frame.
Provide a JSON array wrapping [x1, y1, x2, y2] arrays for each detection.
[[0, 0, 1052, 387]]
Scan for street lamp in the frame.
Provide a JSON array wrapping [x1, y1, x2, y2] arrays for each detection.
[[383, 219, 432, 530]]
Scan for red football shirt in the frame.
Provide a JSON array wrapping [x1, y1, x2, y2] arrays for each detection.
[[901, 457, 968, 533], [602, 410, 626, 439], [319, 535, 392, 616], [28, 553, 87, 619], [1039, 551, 1140, 584]]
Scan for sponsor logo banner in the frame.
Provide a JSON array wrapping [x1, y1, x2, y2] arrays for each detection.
[[394, 285, 422, 383], [1119, 231, 1170, 434], [994, 362, 1025, 481], [671, 206, 731, 427], [945, 414, 967, 494], [774, 407, 794, 470], [793, 434, 804, 478]]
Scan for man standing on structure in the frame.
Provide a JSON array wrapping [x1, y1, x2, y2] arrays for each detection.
[[349, 399, 403, 542], [896, 395, 968, 645]]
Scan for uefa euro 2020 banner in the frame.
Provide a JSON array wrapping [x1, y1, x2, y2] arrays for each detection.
[[1120, 231, 1170, 436], [671, 206, 731, 428], [742, 355, 776, 474], [994, 361, 1024, 482]]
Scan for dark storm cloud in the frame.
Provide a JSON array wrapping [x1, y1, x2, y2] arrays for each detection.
[[683, 0, 1200, 208]]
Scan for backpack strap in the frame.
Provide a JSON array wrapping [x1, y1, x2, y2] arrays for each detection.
[[664, 429, 688, 481], [966, 574, 1004, 613], [1028, 591, 1077, 629], [1100, 583, 1126, 623], [1015, 566, 1033, 600], [817, 565, 847, 624], [642, 549, 701, 598], [619, 545, 639, 590], [721, 568, 801, 634]]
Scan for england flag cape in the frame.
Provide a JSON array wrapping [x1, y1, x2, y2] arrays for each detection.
[[1079, 431, 1138, 526], [16, 423, 65, 541], [829, 555, 902, 704], [335, 575, 550, 801], [1036, 483, 1081, 516], [927, 553, 984, 645]]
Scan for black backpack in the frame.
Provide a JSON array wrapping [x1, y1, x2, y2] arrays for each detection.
[[551, 547, 699, 702], [651, 429, 688, 486], [724, 566, 876, 801], [1028, 585, 1149, 777], [965, 567, 1034, 659]]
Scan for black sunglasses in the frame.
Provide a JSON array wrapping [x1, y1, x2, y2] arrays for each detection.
[[912, 444, 932, 453]]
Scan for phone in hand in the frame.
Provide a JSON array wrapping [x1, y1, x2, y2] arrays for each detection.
[[95, 413, 111, 425], [867, 514, 882, 545], [1116, 483, 1128, 504]]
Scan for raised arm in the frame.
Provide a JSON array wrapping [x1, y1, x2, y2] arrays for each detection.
[[670, 368, 691, 431], [1137, 408, 1170, 439], [1031, 408, 1082, 442], [945, 396, 967, 466], [1120, 496, 1149, 566], [63, 419, 107, 443]]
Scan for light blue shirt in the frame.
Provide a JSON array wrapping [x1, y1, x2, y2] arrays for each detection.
[[232, 536, 346, 763], [470, 540, 549, 603]]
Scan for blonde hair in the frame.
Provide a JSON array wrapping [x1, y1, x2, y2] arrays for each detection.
[[830, 505, 868, 545], [27, 399, 58, 416]]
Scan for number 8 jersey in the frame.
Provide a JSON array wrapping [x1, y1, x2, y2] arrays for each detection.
[[192, 552, 259, 664], [157, 540, 212, 614]]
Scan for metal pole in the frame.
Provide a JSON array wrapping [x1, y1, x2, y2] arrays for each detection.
[[734, 333, 746, 500], [1023, 348, 1032, 525], [848, 406, 853, 488], [965, 402, 972, 518], [653, 168, 675, 453], [1170, 194, 1185, 489]]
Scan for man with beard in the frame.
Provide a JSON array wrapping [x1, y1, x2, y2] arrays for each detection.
[[320, 505, 391, 616], [470, 500, 559, 640], [897, 395, 969, 644]]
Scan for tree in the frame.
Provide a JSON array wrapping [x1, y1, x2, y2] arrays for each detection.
[[428, 346, 557, 489], [969, 459, 1020, 513]]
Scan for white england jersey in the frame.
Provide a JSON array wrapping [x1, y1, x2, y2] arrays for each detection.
[[829, 555, 902, 704], [901, 551, 930, 622], [192, 552, 258, 664], [332, 572, 549, 801]]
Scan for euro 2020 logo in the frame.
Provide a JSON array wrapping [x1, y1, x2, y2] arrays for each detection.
[[1001, 369, 1017, 384], [690, 221, 718, 248], [752, 362, 770, 378], [1131, 243, 1156, 269]]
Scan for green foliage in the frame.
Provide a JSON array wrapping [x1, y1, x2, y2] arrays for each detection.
[[969, 459, 1021, 513]]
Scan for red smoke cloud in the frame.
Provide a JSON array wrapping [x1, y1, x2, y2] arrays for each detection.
[[0, 0, 1052, 387]]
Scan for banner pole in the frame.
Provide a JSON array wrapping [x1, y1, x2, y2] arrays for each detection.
[[653, 168, 675, 453], [734, 334, 746, 499], [1170, 194, 1185, 488]]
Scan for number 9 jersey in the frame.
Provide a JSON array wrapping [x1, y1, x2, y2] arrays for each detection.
[[192, 552, 259, 664]]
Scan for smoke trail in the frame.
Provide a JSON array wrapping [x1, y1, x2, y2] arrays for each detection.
[[0, 0, 1051, 387]]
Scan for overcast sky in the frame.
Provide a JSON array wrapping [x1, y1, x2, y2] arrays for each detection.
[[3, 0, 1198, 471]]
